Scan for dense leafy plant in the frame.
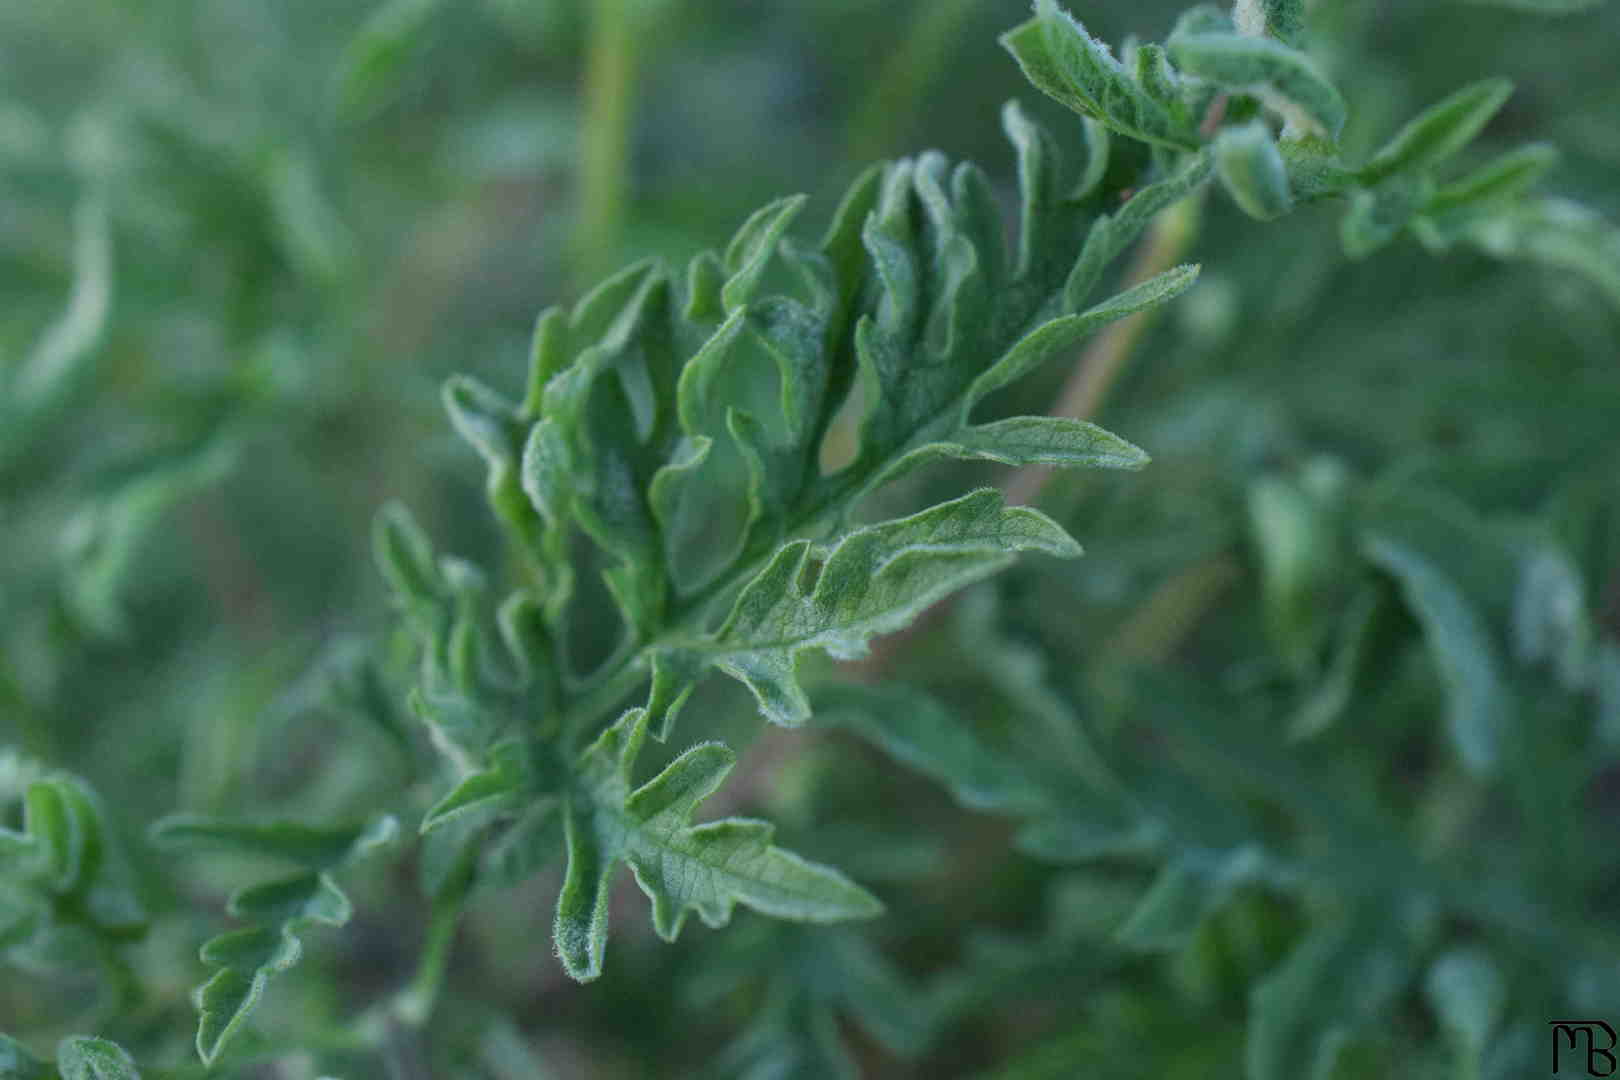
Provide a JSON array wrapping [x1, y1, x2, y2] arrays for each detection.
[[4, 0, 1618, 1075]]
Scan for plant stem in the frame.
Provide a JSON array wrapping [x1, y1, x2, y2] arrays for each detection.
[[393, 857, 472, 1028], [575, 0, 637, 284], [845, 0, 978, 161]]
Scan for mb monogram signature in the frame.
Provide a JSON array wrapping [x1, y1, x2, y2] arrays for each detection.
[[1552, 1021, 1617, 1077]]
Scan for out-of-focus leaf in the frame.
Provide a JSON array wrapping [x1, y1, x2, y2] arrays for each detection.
[[1424, 946, 1506, 1078], [1216, 122, 1294, 220], [151, 814, 397, 870], [334, 0, 447, 121], [1360, 493, 1513, 775], [1167, 24, 1345, 138], [1459, 0, 1604, 11], [1360, 80, 1514, 186], [0, 1034, 51, 1080], [1114, 846, 1273, 951], [813, 683, 1054, 813], [1512, 542, 1591, 690], [55, 1037, 141, 1080], [1248, 905, 1423, 1080], [151, 814, 396, 1064]]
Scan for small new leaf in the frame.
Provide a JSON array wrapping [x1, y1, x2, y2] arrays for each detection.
[[1002, 2, 1200, 150], [1216, 122, 1294, 220], [1167, 26, 1345, 138]]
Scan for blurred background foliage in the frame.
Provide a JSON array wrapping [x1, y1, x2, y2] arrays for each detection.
[[1, 0, 1617, 1076]]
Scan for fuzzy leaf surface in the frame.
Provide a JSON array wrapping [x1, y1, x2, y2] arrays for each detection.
[[554, 709, 881, 980]]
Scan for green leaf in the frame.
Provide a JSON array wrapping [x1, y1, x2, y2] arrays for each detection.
[[554, 709, 881, 980], [62, 440, 237, 636], [1290, 585, 1386, 740], [721, 195, 808, 312], [1061, 156, 1211, 312], [651, 490, 1081, 730], [1360, 80, 1514, 187], [1216, 122, 1294, 220], [1459, 196, 1620, 310], [1512, 542, 1591, 690], [913, 417, 1151, 473], [1114, 846, 1272, 952], [1360, 510, 1511, 776], [1001, 2, 1200, 150], [1015, 816, 1166, 862], [55, 1037, 141, 1080], [1424, 946, 1506, 1077], [1420, 143, 1559, 233], [420, 744, 525, 834], [151, 815, 398, 871], [193, 875, 350, 1065], [1596, 641, 1620, 748], [813, 684, 1055, 813], [1235, 0, 1307, 42], [4, 197, 112, 428], [1247, 471, 1342, 676], [1458, 0, 1604, 11], [0, 1034, 52, 1080], [1248, 905, 1423, 1080], [334, 0, 446, 121], [975, 264, 1201, 408], [151, 814, 397, 1063], [1167, 27, 1345, 138], [1342, 174, 1434, 259]]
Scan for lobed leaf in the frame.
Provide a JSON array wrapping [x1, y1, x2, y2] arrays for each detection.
[[650, 490, 1081, 730], [151, 814, 395, 1064], [554, 709, 881, 980]]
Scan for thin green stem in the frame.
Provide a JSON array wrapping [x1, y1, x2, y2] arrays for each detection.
[[846, 0, 978, 161], [575, 0, 637, 284], [393, 887, 465, 1027]]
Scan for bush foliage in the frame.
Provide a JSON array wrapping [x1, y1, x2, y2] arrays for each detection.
[[3, 0, 1618, 1076]]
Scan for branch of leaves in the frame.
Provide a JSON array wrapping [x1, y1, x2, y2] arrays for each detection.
[[0, 773, 146, 980], [423, 103, 1208, 750], [1004, 1, 1620, 305], [148, 814, 398, 1067]]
